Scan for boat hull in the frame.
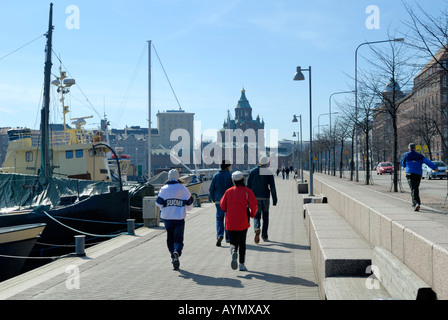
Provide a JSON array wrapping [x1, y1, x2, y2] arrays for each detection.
[[0, 223, 46, 282], [0, 190, 130, 251], [187, 181, 202, 196]]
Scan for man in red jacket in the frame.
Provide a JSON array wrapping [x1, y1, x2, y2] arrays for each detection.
[[220, 171, 257, 271]]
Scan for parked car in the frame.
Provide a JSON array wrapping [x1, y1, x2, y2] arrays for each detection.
[[376, 162, 394, 175], [422, 161, 448, 179]]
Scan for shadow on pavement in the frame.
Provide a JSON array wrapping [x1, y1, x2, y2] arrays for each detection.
[[178, 269, 244, 288], [238, 270, 317, 287]]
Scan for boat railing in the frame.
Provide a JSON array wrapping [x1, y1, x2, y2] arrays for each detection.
[[25, 131, 96, 147]]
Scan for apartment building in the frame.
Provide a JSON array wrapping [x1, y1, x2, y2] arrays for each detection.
[[372, 48, 448, 164]]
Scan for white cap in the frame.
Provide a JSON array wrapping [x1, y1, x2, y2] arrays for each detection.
[[232, 171, 244, 181], [259, 156, 269, 165], [168, 169, 180, 180]]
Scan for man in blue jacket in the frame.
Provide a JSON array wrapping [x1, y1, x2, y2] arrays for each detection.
[[401, 143, 438, 211], [247, 156, 278, 243], [209, 160, 234, 246]]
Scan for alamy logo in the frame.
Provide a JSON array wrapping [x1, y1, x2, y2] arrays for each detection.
[[365, 5, 380, 30], [66, 5, 80, 30], [65, 265, 80, 290], [365, 265, 381, 290], [170, 127, 278, 172]]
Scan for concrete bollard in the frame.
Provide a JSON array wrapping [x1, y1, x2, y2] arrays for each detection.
[[297, 182, 308, 194], [75, 235, 86, 257], [127, 219, 135, 235]]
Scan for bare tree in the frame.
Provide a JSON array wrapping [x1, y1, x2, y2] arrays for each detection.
[[333, 116, 352, 178], [403, 1, 448, 160], [360, 33, 417, 191], [403, 1, 448, 72], [337, 86, 378, 184], [357, 89, 378, 185]]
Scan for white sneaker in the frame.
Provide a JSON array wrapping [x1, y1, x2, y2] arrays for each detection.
[[239, 263, 247, 271]]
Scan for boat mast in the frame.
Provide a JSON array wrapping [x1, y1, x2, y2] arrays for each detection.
[[148, 40, 152, 177], [40, 3, 54, 182]]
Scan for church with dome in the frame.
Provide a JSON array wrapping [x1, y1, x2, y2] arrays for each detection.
[[222, 88, 265, 131], [218, 88, 266, 170]]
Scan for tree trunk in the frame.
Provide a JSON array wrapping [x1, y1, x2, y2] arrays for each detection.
[[340, 139, 345, 178]]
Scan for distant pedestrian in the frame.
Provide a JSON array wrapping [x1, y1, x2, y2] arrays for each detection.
[[400, 143, 438, 211], [247, 156, 278, 243], [156, 169, 194, 270], [209, 160, 234, 246], [220, 171, 257, 271]]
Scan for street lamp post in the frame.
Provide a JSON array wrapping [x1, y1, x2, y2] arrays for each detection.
[[318, 113, 338, 136], [294, 66, 313, 196], [292, 115, 303, 183], [354, 38, 404, 182]]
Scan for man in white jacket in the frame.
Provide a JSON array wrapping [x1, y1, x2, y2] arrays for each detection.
[[156, 169, 194, 270]]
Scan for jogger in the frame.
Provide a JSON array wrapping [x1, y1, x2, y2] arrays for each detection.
[[156, 169, 194, 270], [220, 171, 257, 271]]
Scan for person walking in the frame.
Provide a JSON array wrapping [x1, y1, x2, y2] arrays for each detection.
[[209, 160, 234, 246], [220, 171, 257, 271], [247, 156, 278, 243], [400, 143, 438, 211], [156, 169, 194, 270]]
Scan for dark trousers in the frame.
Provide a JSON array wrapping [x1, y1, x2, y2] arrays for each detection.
[[164, 219, 185, 256], [228, 229, 248, 264], [254, 199, 270, 240], [406, 173, 422, 207], [215, 203, 229, 241]]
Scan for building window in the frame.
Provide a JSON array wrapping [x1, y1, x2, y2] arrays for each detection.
[[443, 77, 447, 88], [25, 151, 33, 162], [66, 150, 74, 159], [76, 150, 83, 158], [443, 93, 448, 103]]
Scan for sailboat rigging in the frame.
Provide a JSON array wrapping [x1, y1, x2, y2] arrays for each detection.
[[0, 3, 130, 262]]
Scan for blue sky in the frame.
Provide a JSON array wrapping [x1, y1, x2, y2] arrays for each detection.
[[0, 0, 445, 145]]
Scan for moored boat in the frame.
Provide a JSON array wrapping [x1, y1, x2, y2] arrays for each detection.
[[0, 173, 130, 250], [0, 4, 130, 258], [0, 223, 46, 282], [0, 68, 113, 183]]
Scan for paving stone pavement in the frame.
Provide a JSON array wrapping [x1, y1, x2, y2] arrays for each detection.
[[1, 176, 320, 301]]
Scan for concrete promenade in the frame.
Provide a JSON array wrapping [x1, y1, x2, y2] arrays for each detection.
[[0, 175, 320, 301], [306, 171, 448, 299]]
